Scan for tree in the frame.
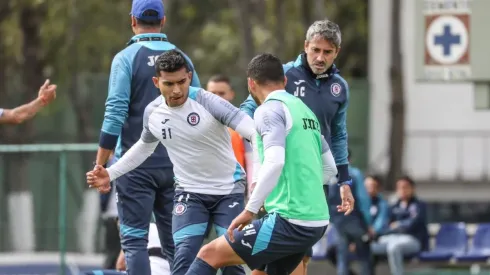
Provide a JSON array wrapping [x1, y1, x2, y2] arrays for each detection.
[[387, 0, 405, 189]]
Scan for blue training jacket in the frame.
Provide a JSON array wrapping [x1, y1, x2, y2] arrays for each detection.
[[240, 52, 350, 182], [98, 33, 201, 169]]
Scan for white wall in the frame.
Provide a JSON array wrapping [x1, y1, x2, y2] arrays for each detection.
[[369, 0, 490, 181]]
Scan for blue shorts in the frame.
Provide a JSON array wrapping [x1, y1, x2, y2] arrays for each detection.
[[225, 212, 327, 274], [171, 190, 245, 275]]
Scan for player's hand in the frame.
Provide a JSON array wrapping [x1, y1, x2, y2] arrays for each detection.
[[227, 210, 254, 243], [38, 79, 57, 106], [86, 165, 111, 193], [337, 185, 355, 215]]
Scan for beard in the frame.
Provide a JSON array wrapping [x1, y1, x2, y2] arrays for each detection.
[[248, 86, 262, 106]]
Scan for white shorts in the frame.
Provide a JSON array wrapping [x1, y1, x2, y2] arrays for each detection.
[[150, 256, 171, 275]]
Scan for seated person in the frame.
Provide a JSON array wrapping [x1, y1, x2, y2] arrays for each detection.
[[84, 222, 170, 275], [371, 176, 429, 275]]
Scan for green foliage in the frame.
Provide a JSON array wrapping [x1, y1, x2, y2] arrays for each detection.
[[0, 0, 368, 143]]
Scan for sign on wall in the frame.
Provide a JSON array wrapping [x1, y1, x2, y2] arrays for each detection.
[[416, 0, 490, 82]]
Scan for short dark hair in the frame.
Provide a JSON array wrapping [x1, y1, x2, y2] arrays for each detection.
[[136, 10, 161, 28], [155, 50, 190, 75], [367, 174, 383, 187], [398, 175, 415, 187], [208, 74, 231, 85], [247, 53, 284, 85]]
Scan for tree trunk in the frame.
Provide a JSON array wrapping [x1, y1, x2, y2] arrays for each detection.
[[387, 0, 405, 190], [228, 0, 255, 70], [300, 0, 312, 31], [274, 0, 286, 59], [313, 0, 326, 20]]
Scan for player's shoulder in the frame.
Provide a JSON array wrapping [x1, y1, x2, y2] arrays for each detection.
[[255, 100, 286, 121], [144, 96, 164, 119], [114, 43, 144, 63]]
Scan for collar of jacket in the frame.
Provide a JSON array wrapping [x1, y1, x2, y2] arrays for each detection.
[[299, 52, 340, 80]]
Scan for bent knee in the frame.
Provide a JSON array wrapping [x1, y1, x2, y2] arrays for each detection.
[[197, 243, 217, 261]]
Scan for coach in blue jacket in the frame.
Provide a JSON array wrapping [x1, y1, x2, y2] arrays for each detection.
[[240, 19, 353, 275], [93, 1, 200, 275]]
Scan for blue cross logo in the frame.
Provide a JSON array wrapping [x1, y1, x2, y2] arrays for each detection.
[[434, 25, 461, 56]]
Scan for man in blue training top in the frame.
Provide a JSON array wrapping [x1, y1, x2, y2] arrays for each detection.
[[241, 19, 351, 274], [93, 1, 200, 274]]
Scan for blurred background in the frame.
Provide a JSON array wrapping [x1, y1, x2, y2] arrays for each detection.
[[0, 0, 490, 274]]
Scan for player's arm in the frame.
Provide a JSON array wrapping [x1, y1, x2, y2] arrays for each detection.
[[246, 102, 287, 214], [105, 105, 159, 182], [330, 81, 350, 183], [196, 89, 256, 142], [96, 53, 131, 166], [0, 79, 57, 125], [320, 136, 338, 184]]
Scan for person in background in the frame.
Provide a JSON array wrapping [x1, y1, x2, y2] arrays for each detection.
[[100, 153, 120, 269], [371, 176, 429, 275], [329, 149, 373, 275], [0, 79, 57, 125], [364, 175, 389, 239], [93, 0, 201, 274]]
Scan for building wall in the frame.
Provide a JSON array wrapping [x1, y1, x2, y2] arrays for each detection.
[[368, 0, 490, 181]]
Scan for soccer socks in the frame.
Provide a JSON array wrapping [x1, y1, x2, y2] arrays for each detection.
[[185, 257, 217, 275]]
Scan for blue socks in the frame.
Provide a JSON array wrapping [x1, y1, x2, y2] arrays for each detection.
[[185, 258, 217, 275]]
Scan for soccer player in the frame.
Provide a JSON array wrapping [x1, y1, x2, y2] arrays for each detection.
[[240, 19, 353, 274], [0, 79, 57, 125], [183, 53, 355, 275], [87, 50, 253, 275], [93, 0, 200, 274]]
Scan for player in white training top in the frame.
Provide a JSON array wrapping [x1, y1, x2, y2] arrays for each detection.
[[87, 49, 254, 275]]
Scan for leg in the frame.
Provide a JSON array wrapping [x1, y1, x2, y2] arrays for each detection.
[[336, 230, 351, 275], [385, 234, 421, 275], [211, 193, 246, 275], [187, 212, 327, 275], [291, 248, 311, 275], [171, 191, 210, 275], [354, 238, 373, 275], [153, 167, 176, 268], [103, 217, 121, 269], [116, 170, 155, 275]]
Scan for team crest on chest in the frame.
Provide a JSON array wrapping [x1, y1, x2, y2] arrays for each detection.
[[187, 112, 200, 126], [330, 83, 342, 97]]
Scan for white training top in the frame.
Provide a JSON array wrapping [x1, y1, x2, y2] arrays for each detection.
[[0, 108, 3, 117], [107, 87, 256, 195]]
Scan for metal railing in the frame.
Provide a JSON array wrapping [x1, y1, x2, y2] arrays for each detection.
[[0, 143, 98, 275]]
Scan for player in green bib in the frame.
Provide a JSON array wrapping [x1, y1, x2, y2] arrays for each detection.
[[184, 53, 355, 275]]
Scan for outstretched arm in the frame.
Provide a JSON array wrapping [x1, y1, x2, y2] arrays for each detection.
[[194, 88, 256, 142], [0, 79, 57, 125]]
